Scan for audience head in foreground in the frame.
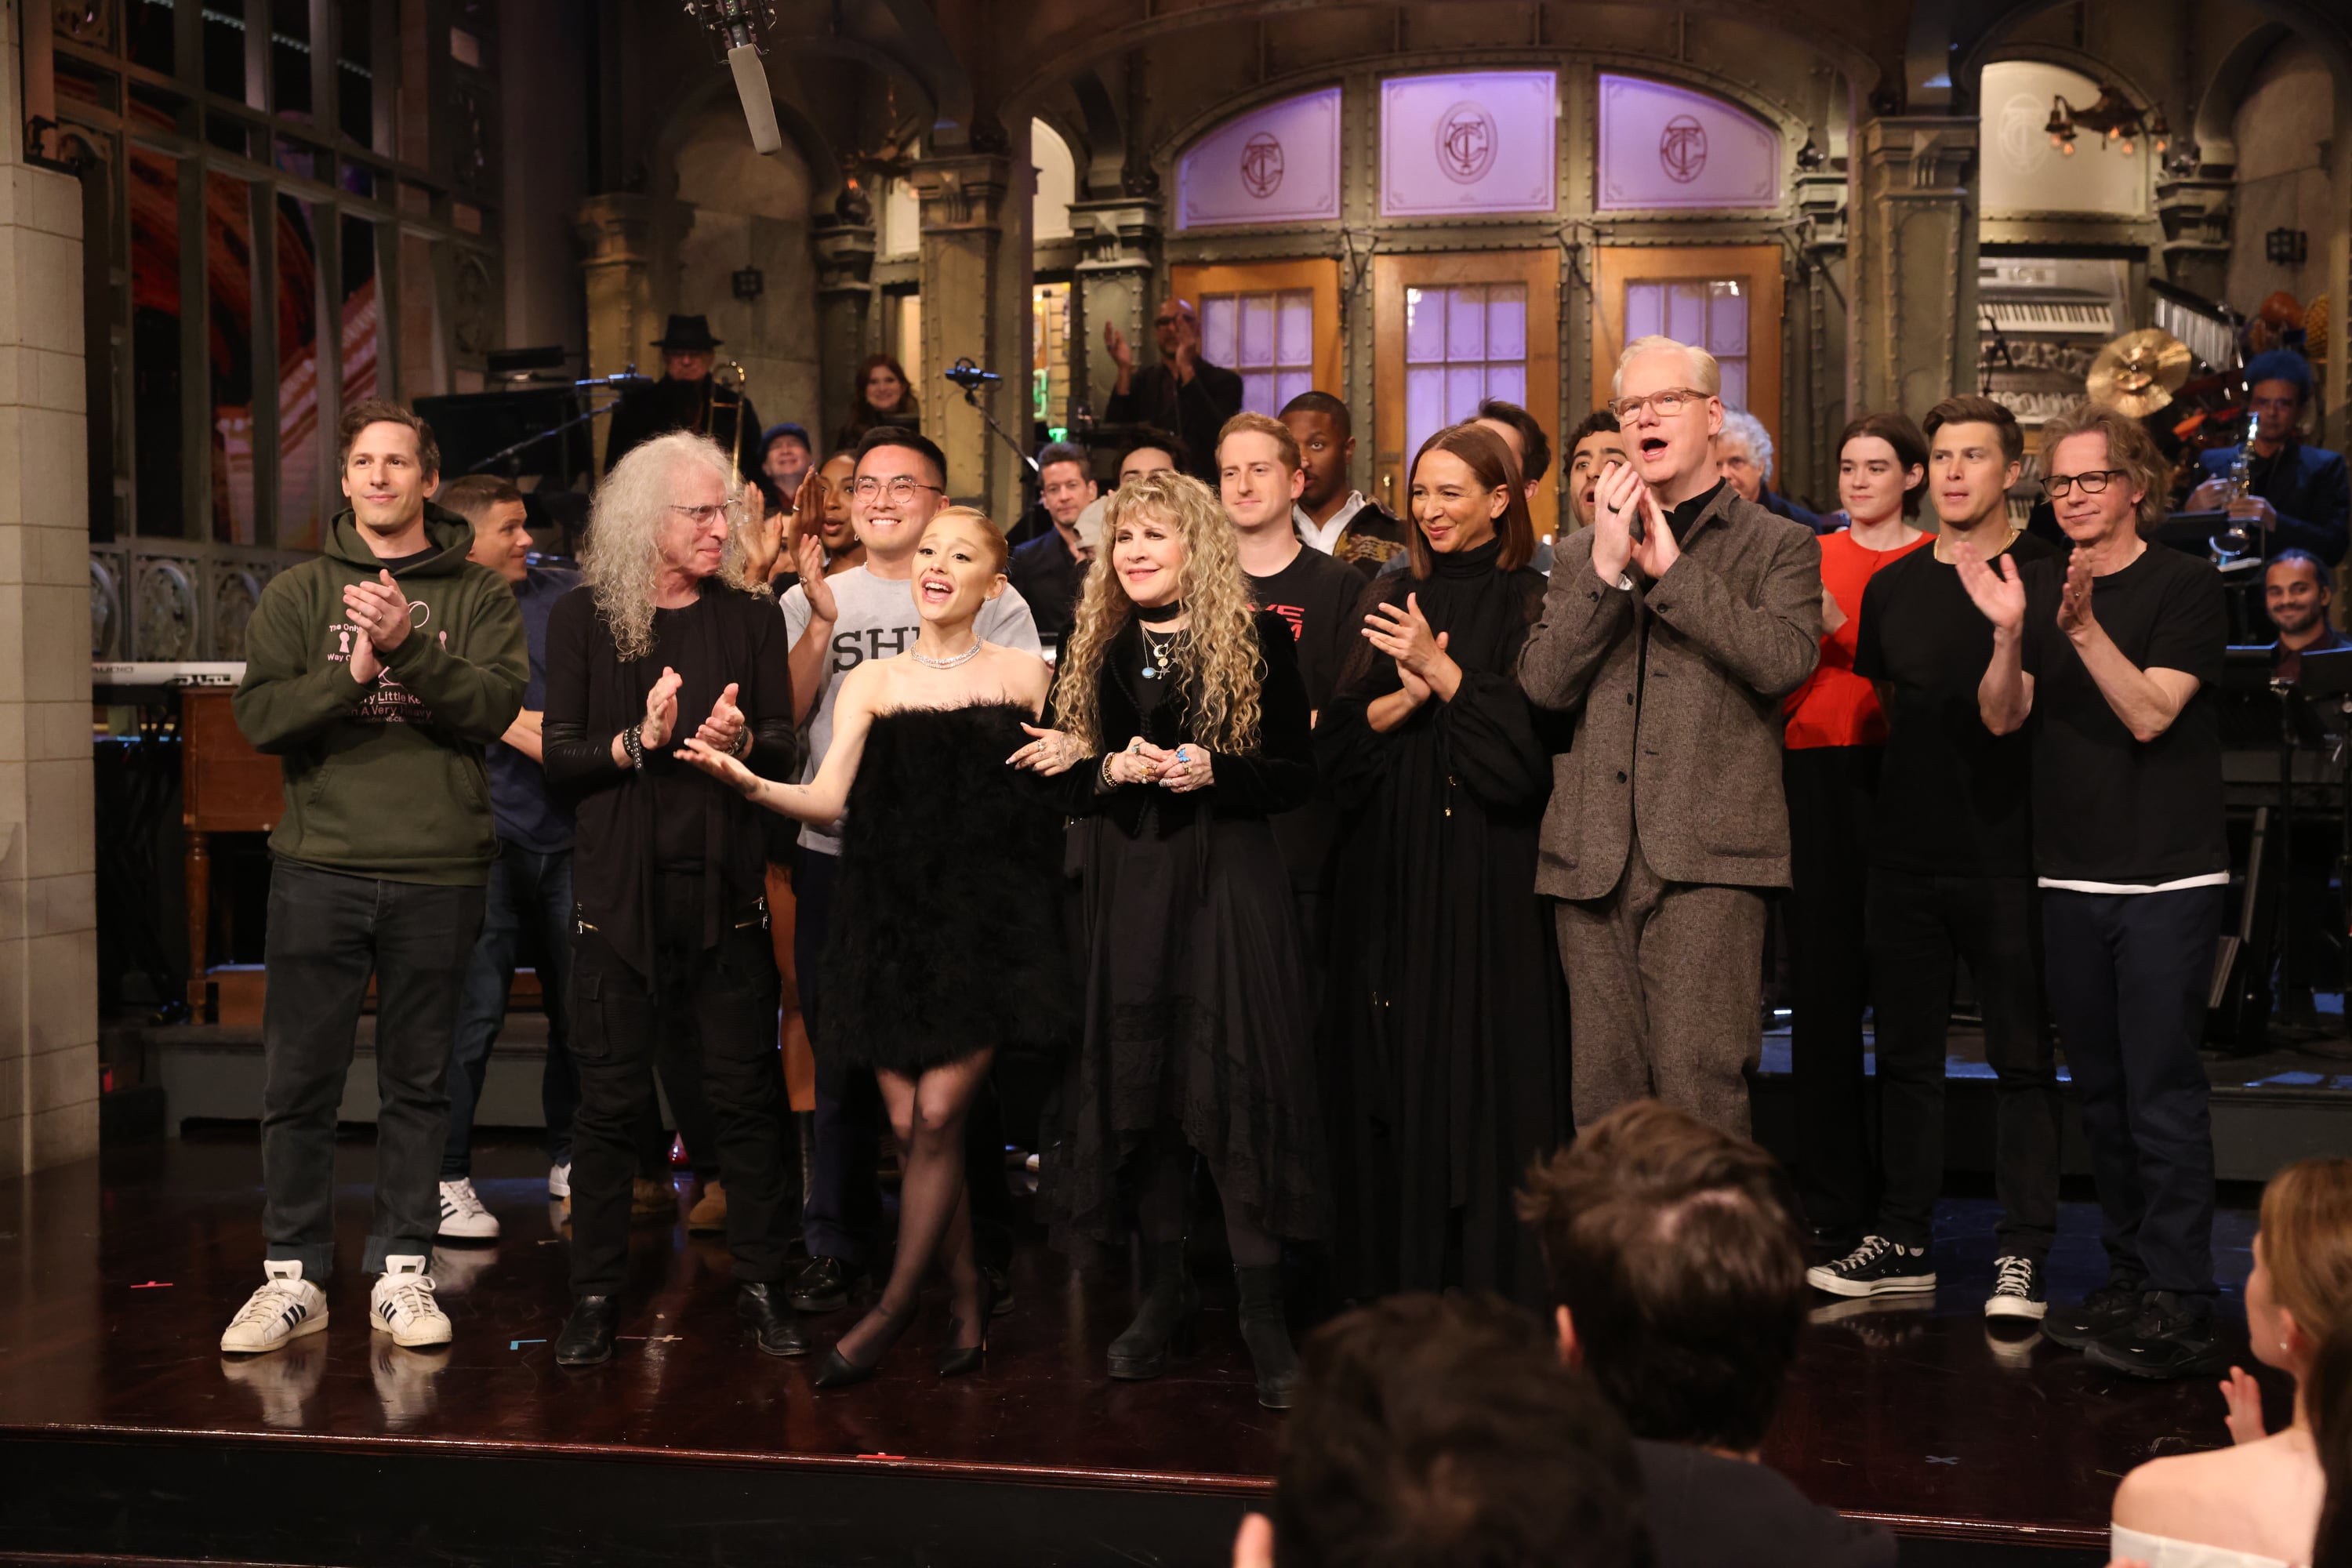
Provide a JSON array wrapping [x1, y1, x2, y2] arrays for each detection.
[[1519, 1101, 1897, 1568], [1520, 1097, 1808, 1452], [2111, 1157, 2352, 1568], [1232, 1291, 1650, 1568]]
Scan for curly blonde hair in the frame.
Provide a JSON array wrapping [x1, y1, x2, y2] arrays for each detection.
[[1051, 470, 1264, 754], [581, 432, 748, 660]]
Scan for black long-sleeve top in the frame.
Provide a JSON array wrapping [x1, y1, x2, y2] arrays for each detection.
[[542, 581, 798, 978], [1048, 611, 1315, 833]]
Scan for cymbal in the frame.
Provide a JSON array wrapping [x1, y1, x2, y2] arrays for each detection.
[[2087, 329, 2192, 417]]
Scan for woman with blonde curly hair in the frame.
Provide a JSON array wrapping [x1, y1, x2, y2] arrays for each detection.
[[2107, 1156, 2352, 1567], [1011, 468, 1324, 1407], [540, 431, 805, 1369]]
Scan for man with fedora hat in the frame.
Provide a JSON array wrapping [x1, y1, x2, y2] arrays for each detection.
[[604, 314, 764, 481]]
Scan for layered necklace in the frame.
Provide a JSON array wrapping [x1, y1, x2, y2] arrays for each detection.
[[1136, 601, 1185, 681]]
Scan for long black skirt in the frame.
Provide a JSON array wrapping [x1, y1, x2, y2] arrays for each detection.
[[1044, 811, 1327, 1249]]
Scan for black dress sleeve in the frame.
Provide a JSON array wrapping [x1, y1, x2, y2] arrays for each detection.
[[1039, 655, 1116, 818], [1316, 579, 1406, 813], [1435, 662, 1553, 812], [540, 588, 622, 789], [1207, 612, 1316, 815]]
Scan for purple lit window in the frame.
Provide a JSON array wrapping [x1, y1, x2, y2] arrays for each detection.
[[1596, 74, 1780, 212]]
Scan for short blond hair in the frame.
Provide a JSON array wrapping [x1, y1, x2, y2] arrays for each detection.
[[1613, 336, 1722, 399], [1215, 411, 1301, 474]]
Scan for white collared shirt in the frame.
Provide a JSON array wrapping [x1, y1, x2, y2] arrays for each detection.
[[1294, 492, 1370, 555]]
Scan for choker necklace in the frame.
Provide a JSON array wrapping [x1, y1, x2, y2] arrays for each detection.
[[1135, 600, 1185, 626], [911, 641, 983, 670], [1140, 624, 1181, 681]]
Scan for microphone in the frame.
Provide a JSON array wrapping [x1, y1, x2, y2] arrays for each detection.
[[683, 2, 785, 155], [943, 359, 1003, 391]]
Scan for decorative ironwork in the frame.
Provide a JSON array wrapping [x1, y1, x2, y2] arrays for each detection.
[[134, 560, 196, 661]]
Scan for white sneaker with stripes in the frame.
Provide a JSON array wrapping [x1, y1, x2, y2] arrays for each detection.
[[436, 1178, 500, 1240], [220, 1260, 329, 1354], [370, 1255, 452, 1348]]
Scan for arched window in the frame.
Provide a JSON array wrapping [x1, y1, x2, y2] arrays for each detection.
[[1595, 74, 1780, 211]]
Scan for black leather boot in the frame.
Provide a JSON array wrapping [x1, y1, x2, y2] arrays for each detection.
[[554, 1295, 617, 1367], [1234, 1265, 1301, 1410], [1107, 1242, 1200, 1380], [739, 1282, 811, 1357]]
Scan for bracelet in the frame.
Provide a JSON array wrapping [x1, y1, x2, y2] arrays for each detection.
[[619, 724, 645, 770], [728, 725, 752, 759], [1098, 751, 1120, 788]]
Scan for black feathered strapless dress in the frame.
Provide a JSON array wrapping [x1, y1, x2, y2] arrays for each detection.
[[817, 702, 1072, 1075]]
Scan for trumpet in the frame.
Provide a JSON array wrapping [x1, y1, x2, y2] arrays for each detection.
[[713, 358, 750, 477]]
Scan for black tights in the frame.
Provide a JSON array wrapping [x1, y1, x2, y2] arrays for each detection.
[[837, 1051, 994, 1363], [1135, 1132, 1280, 1269]]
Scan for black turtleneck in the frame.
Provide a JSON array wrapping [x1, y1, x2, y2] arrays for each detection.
[[1664, 480, 1728, 537], [1434, 536, 1504, 576]]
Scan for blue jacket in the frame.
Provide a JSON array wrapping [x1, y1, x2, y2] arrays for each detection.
[[2198, 441, 2350, 565]]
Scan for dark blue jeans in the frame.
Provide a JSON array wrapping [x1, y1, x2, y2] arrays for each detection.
[[444, 841, 579, 1177], [2042, 885, 2223, 1300], [261, 859, 485, 1278]]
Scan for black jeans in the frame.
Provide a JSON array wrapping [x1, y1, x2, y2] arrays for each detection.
[[797, 848, 1014, 1273], [566, 873, 792, 1297], [1866, 868, 2063, 1261], [2042, 885, 2223, 1300], [1785, 746, 1879, 1233], [445, 841, 579, 1175], [260, 859, 485, 1278]]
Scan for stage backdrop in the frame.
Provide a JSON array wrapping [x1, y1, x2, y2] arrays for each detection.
[[1177, 88, 1345, 230], [1379, 71, 1559, 219], [1596, 74, 1781, 211]]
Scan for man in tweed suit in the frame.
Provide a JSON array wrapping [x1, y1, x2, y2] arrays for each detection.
[[1519, 337, 1822, 1135]]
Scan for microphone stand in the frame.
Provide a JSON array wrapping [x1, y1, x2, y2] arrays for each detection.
[[946, 366, 1041, 514]]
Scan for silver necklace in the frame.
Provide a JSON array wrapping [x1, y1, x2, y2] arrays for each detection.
[[911, 641, 983, 670], [1140, 626, 1180, 681]]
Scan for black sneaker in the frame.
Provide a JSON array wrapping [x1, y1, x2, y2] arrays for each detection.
[[2085, 1291, 2232, 1380], [2042, 1276, 2147, 1349], [1984, 1255, 2048, 1321], [787, 1255, 869, 1314], [1805, 1235, 1936, 1298]]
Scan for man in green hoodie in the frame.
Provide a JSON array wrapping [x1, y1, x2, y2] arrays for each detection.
[[220, 400, 528, 1356]]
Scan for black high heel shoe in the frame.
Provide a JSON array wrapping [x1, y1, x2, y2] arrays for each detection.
[[811, 1304, 914, 1390], [937, 1274, 998, 1378]]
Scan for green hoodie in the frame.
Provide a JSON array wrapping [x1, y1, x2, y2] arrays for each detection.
[[233, 503, 528, 885]]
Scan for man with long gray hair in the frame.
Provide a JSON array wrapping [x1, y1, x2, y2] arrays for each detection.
[[540, 432, 805, 1367], [1519, 336, 1821, 1138]]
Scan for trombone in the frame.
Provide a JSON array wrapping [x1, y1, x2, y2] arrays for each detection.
[[712, 359, 751, 477]]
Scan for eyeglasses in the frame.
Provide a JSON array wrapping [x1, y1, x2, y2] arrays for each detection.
[[667, 501, 745, 526], [852, 476, 948, 504], [1606, 387, 1709, 422], [2042, 469, 2128, 499]]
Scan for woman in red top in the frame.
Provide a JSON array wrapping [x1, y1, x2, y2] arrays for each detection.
[[1784, 412, 1933, 1249]]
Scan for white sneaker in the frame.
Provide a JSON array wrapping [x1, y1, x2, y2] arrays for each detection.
[[220, 1260, 329, 1354], [436, 1178, 501, 1240], [370, 1255, 453, 1347], [548, 1161, 572, 1200]]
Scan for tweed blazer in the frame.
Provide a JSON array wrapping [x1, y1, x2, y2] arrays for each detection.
[[1517, 485, 1822, 898]]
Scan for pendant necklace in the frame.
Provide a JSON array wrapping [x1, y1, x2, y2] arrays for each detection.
[[1136, 601, 1184, 681], [912, 641, 983, 670]]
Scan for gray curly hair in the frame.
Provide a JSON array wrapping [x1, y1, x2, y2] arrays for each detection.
[[580, 431, 759, 661], [1715, 407, 1773, 479]]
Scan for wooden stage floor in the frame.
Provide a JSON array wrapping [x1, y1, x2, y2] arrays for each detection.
[[0, 1134, 2278, 1567]]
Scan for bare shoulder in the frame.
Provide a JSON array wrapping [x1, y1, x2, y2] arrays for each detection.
[[2114, 1437, 2322, 1552], [985, 644, 1053, 708]]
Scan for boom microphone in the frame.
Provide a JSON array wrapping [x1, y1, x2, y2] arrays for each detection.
[[682, 1, 785, 155], [943, 360, 1003, 391]]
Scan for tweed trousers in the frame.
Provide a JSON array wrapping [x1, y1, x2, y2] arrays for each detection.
[[1554, 837, 1767, 1138]]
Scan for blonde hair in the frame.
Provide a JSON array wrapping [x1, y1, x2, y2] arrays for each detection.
[[1051, 470, 1264, 754], [1216, 411, 1301, 475], [582, 432, 745, 660], [2262, 1159, 2352, 1351], [1613, 336, 1723, 399]]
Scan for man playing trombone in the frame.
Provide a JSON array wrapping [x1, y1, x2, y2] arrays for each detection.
[[604, 314, 765, 485]]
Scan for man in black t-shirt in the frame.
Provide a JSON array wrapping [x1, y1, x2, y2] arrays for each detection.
[[1220, 412, 1363, 964], [1813, 397, 2065, 1321], [1962, 404, 2229, 1381]]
